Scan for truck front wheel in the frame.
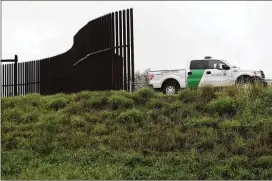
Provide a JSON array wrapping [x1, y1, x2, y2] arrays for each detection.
[[236, 76, 253, 85], [162, 82, 179, 94]]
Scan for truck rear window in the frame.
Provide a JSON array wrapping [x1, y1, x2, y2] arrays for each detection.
[[190, 60, 205, 69]]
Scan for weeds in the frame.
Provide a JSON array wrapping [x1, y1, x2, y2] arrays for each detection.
[[1, 84, 272, 179], [207, 97, 238, 118], [117, 109, 145, 125], [108, 94, 134, 110]]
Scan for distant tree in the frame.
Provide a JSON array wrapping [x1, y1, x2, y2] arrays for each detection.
[[133, 68, 151, 91]]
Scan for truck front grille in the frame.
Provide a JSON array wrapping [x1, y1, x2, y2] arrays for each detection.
[[260, 70, 265, 79]]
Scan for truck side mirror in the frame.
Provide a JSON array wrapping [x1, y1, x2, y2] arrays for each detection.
[[222, 65, 230, 70]]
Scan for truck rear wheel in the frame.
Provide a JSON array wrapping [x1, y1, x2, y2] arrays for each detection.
[[162, 82, 179, 94]]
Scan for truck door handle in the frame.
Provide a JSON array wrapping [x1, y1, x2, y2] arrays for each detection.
[[206, 71, 211, 74], [188, 72, 192, 75]]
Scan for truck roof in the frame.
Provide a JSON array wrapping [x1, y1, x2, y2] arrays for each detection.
[[193, 56, 221, 61]]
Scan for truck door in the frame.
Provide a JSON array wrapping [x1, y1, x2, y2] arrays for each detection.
[[205, 60, 232, 86], [187, 60, 207, 88]]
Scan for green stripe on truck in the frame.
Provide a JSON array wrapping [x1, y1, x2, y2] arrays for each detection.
[[187, 69, 205, 88]]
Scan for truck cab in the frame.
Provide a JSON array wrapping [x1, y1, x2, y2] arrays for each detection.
[[148, 56, 266, 94]]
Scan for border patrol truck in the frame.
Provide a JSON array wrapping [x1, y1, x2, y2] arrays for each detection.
[[148, 56, 267, 94]]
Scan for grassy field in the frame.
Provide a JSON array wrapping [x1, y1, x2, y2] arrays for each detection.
[[1, 84, 272, 179]]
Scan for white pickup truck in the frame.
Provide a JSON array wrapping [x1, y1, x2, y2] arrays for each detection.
[[148, 56, 267, 94]]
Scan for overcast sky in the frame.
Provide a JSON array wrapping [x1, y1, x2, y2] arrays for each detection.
[[2, 1, 272, 78]]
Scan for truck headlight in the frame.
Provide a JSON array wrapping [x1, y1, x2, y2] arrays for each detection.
[[253, 71, 261, 76]]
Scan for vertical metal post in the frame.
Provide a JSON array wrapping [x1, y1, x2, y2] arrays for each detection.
[[26, 62, 28, 94], [111, 13, 115, 89], [18, 62, 21, 96], [119, 11, 123, 90], [11, 63, 13, 96], [48, 58, 51, 95], [4, 64, 6, 97], [115, 11, 119, 89], [8, 64, 11, 96], [122, 10, 127, 91], [130, 8, 135, 92], [126, 9, 131, 92]]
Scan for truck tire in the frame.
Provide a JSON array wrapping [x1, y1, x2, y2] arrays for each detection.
[[162, 82, 179, 94], [236, 76, 253, 85]]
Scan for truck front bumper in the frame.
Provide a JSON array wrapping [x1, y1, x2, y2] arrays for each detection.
[[252, 76, 268, 87], [262, 80, 268, 87]]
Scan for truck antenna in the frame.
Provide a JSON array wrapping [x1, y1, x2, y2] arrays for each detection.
[[237, 52, 240, 69]]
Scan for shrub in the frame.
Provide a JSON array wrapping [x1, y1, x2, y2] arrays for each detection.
[[260, 168, 272, 180], [34, 130, 55, 155], [70, 115, 86, 128], [196, 139, 215, 152], [219, 120, 241, 129], [200, 85, 216, 102], [195, 127, 218, 151], [133, 87, 156, 105], [254, 156, 272, 168], [78, 97, 108, 110], [117, 109, 145, 124], [167, 105, 196, 122], [207, 97, 237, 117], [108, 94, 134, 110], [74, 91, 93, 101], [34, 113, 62, 155], [97, 110, 113, 120], [209, 165, 231, 180], [69, 131, 89, 149], [63, 102, 82, 115], [23, 111, 40, 123], [231, 136, 247, 155], [160, 94, 179, 102], [110, 90, 133, 99], [74, 91, 109, 109], [179, 89, 201, 103], [1, 97, 17, 109], [1, 151, 35, 178], [89, 96, 108, 109], [147, 98, 165, 110], [2, 109, 24, 123], [235, 168, 255, 180], [193, 117, 218, 128], [165, 101, 184, 114], [259, 89, 272, 107], [49, 97, 69, 111], [1, 108, 40, 123], [229, 155, 248, 168], [93, 123, 108, 135], [19, 94, 44, 109], [249, 83, 265, 98], [226, 85, 240, 97], [147, 109, 160, 120], [125, 155, 153, 168]]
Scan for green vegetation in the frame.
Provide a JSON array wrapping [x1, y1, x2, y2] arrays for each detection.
[[1, 85, 272, 179]]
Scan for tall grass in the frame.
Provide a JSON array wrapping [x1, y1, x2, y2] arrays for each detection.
[[1, 85, 272, 179]]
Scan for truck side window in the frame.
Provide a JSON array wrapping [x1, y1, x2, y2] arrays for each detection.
[[208, 60, 226, 69], [190, 60, 205, 69], [208, 60, 219, 69]]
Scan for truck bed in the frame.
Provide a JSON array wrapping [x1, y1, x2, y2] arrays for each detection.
[[148, 69, 187, 89], [149, 69, 186, 73]]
